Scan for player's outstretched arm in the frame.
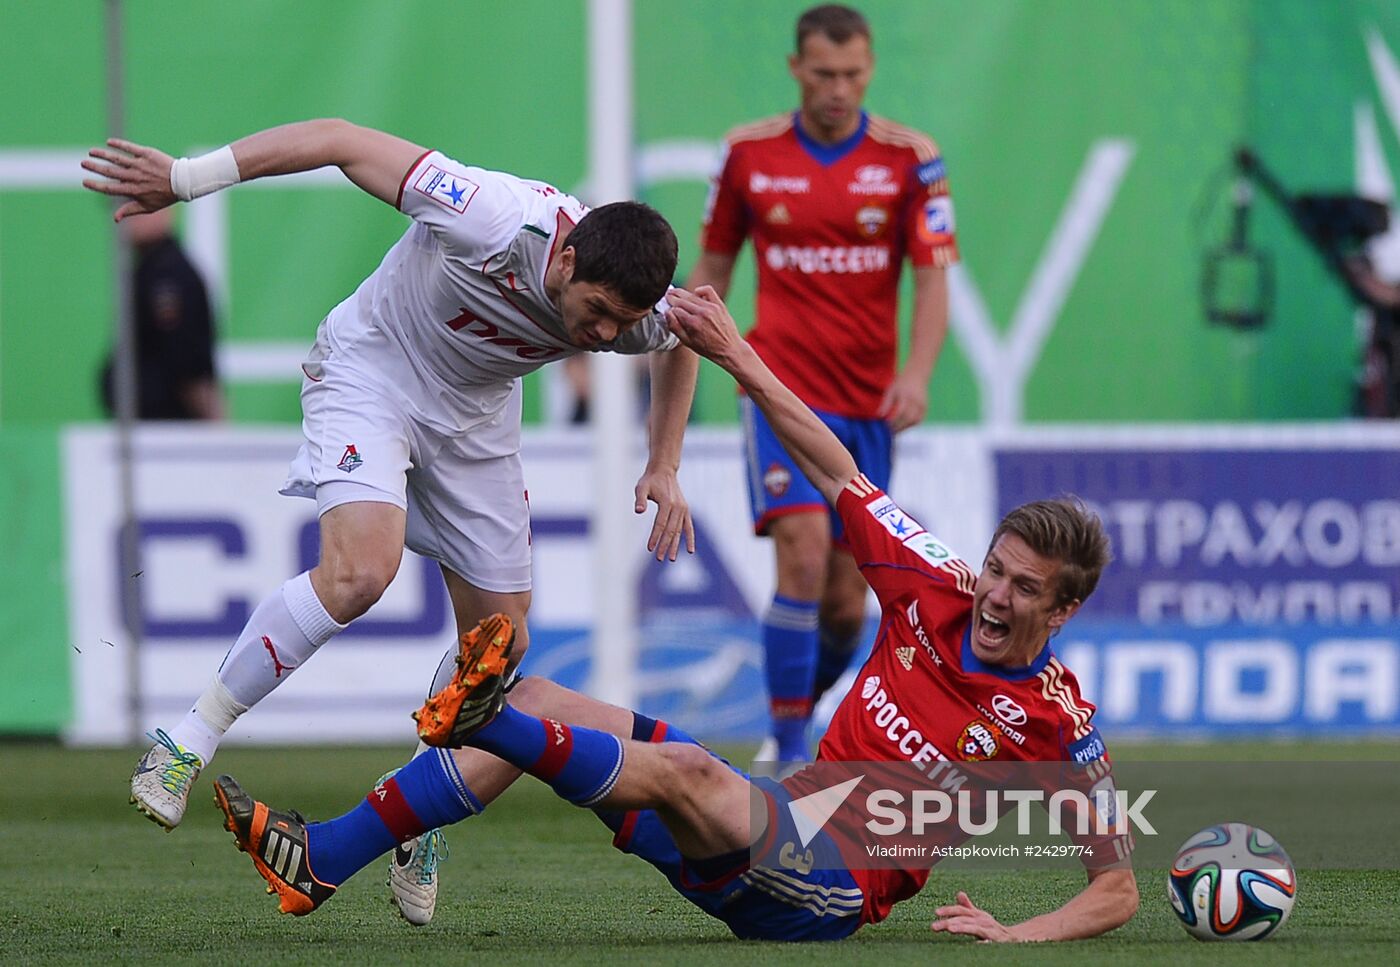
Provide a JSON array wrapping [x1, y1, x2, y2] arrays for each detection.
[[636, 345, 699, 561], [930, 870, 1139, 943], [82, 120, 425, 221], [666, 286, 857, 505]]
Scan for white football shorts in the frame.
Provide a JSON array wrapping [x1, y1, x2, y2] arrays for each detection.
[[279, 352, 531, 594]]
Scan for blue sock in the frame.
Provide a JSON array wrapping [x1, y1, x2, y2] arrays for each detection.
[[306, 748, 482, 886], [469, 705, 624, 807], [763, 594, 818, 760], [630, 711, 700, 748], [812, 623, 862, 701], [594, 711, 705, 834]]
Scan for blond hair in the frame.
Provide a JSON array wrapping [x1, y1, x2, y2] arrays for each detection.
[[990, 497, 1112, 605]]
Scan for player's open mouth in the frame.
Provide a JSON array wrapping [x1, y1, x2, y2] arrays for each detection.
[[977, 610, 1011, 647]]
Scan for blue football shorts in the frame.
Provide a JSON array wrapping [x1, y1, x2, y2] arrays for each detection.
[[741, 396, 892, 545]]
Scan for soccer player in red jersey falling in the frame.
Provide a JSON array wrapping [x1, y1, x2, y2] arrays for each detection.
[[688, 4, 959, 761], [214, 286, 1138, 942]]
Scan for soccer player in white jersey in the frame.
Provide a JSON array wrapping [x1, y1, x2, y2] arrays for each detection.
[[81, 119, 699, 924]]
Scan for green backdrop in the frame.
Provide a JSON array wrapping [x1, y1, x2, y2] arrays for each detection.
[[3, 0, 1400, 731]]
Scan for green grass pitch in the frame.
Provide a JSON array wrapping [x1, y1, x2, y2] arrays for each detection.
[[2, 741, 1397, 965]]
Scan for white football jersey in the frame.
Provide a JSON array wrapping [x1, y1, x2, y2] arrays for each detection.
[[308, 150, 676, 431]]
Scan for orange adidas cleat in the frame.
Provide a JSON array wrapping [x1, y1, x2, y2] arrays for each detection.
[[413, 612, 515, 748], [213, 774, 336, 916]]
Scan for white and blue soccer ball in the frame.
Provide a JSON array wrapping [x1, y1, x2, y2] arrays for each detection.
[[1167, 822, 1297, 941]]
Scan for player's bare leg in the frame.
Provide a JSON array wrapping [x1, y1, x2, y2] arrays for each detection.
[[761, 511, 831, 762], [215, 641, 749, 919], [591, 735, 756, 859], [387, 571, 532, 925], [218, 615, 515, 920], [434, 675, 649, 828], [309, 502, 408, 623], [439, 568, 532, 667], [132, 501, 402, 830], [420, 655, 757, 861], [813, 546, 868, 703]]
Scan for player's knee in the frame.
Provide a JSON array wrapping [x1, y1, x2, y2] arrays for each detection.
[[773, 517, 829, 555], [774, 547, 828, 599], [315, 556, 398, 621], [655, 743, 725, 798]]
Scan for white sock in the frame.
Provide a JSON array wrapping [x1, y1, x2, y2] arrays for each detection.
[[428, 642, 459, 695], [410, 644, 462, 758], [167, 571, 346, 762], [165, 678, 247, 764]]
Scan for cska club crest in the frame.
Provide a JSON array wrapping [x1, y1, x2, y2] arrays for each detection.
[[957, 719, 1000, 761], [763, 462, 792, 497], [856, 205, 889, 238]]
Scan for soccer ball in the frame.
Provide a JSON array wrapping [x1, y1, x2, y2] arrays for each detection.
[[1167, 822, 1297, 941]]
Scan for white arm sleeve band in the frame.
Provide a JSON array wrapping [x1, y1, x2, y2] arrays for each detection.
[[169, 146, 241, 201]]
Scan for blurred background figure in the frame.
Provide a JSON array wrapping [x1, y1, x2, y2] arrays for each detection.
[[1343, 251, 1400, 417], [1210, 148, 1399, 417], [562, 355, 593, 424], [100, 207, 225, 420], [687, 4, 955, 762], [558, 347, 654, 424]]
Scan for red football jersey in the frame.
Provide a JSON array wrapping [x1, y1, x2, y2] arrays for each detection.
[[701, 112, 958, 419], [808, 475, 1125, 925]]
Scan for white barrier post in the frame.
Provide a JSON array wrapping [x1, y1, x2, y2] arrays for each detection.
[[586, 0, 639, 708]]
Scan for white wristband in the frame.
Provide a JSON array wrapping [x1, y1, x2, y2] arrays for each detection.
[[169, 145, 241, 201]]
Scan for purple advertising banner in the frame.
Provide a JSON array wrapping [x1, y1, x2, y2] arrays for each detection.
[[995, 448, 1400, 626], [994, 447, 1400, 732]]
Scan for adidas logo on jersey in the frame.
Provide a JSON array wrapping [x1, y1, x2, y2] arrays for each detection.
[[895, 646, 916, 671]]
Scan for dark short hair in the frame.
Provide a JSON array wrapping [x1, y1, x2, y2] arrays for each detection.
[[990, 497, 1112, 606], [565, 201, 677, 310], [796, 4, 871, 53]]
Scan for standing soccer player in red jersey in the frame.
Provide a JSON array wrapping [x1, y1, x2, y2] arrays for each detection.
[[214, 287, 1137, 943], [687, 4, 958, 761]]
